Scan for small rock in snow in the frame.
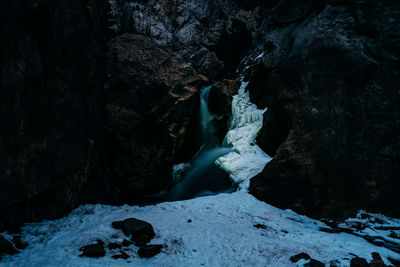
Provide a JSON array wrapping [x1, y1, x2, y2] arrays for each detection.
[[79, 242, 105, 258], [350, 257, 369, 267], [107, 242, 122, 250], [111, 250, 129, 260], [0, 234, 18, 256], [121, 239, 133, 247], [305, 259, 325, 267], [290, 252, 311, 262], [11, 236, 28, 250], [138, 244, 163, 258], [253, 223, 267, 229], [112, 218, 155, 246]]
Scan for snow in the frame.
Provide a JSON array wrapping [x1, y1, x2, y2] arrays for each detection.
[[216, 82, 271, 189], [1, 191, 399, 267]]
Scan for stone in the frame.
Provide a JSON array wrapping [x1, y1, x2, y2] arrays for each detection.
[[107, 242, 122, 250], [79, 242, 105, 258], [305, 259, 325, 267], [0, 234, 18, 257], [121, 239, 133, 247], [11, 236, 28, 250], [290, 252, 311, 262], [112, 218, 155, 246], [350, 257, 369, 267], [138, 244, 163, 258], [111, 250, 129, 260]]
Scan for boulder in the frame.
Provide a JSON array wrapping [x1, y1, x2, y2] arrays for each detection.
[[79, 242, 105, 258], [112, 218, 155, 246]]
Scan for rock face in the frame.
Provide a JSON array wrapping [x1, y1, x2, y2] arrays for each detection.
[[107, 0, 260, 78], [0, 0, 119, 229], [248, 0, 400, 218], [105, 33, 203, 197]]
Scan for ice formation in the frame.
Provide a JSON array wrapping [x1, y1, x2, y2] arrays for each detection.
[[216, 82, 271, 189]]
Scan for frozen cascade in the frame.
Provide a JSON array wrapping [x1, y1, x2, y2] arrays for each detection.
[[216, 81, 272, 190]]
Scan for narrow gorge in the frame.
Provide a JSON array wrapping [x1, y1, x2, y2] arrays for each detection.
[[0, 0, 399, 266]]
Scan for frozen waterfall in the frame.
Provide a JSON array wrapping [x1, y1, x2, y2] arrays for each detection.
[[215, 81, 271, 190]]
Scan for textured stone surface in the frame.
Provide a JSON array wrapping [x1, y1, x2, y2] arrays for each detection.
[[0, 0, 119, 229], [248, 0, 400, 218], [105, 33, 203, 197]]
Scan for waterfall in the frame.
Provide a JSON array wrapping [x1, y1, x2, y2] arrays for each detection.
[[167, 79, 271, 200], [166, 86, 233, 201]]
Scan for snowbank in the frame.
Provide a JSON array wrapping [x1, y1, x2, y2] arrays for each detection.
[[1, 192, 399, 267]]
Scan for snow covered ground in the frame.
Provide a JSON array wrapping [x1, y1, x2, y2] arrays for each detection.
[[1, 191, 400, 267]]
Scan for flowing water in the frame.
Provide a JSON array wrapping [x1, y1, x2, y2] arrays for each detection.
[[166, 86, 234, 200]]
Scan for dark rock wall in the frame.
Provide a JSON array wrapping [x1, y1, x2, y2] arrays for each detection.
[[105, 33, 204, 198], [0, 0, 116, 228], [248, 0, 400, 218], [0, 0, 399, 229]]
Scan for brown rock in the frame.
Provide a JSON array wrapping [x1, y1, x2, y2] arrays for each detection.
[[105, 33, 203, 197]]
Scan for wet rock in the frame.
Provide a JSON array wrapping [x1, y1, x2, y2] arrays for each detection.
[[79, 242, 105, 258], [290, 252, 311, 262], [138, 244, 163, 258], [0, 234, 18, 257], [350, 257, 369, 267], [111, 250, 129, 260], [112, 218, 155, 246], [11, 236, 28, 250]]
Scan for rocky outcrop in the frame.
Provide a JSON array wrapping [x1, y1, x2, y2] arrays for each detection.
[[107, 0, 261, 78], [105, 33, 204, 198], [0, 0, 120, 229], [248, 0, 400, 218]]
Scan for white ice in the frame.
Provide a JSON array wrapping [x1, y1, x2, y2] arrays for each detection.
[[216, 81, 271, 189]]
